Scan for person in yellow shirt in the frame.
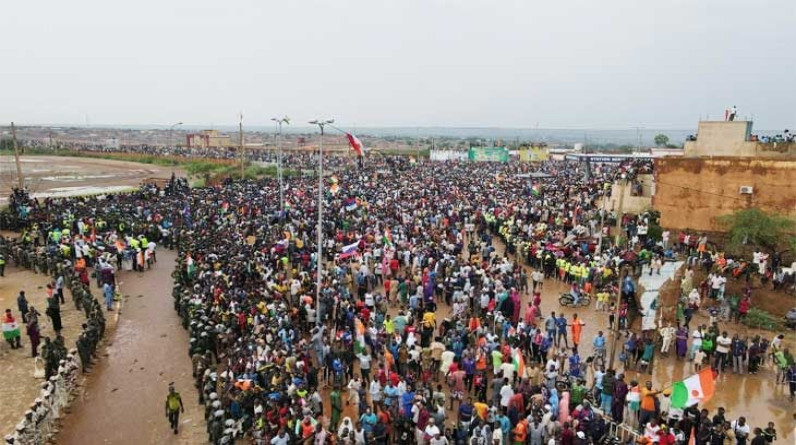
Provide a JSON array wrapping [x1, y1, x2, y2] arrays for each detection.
[[473, 400, 489, 420], [164, 383, 185, 434], [422, 311, 436, 329]]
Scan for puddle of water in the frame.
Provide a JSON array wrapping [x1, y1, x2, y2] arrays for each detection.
[[30, 185, 135, 198]]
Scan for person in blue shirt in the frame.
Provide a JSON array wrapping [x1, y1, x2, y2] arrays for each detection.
[[359, 407, 377, 434], [401, 389, 415, 418], [569, 351, 582, 378], [593, 331, 607, 359], [496, 411, 511, 442], [556, 314, 569, 348]]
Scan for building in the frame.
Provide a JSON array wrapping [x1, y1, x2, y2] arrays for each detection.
[[186, 130, 233, 148], [653, 120, 796, 232]]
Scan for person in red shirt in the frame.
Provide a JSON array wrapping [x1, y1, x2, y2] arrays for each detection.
[[561, 421, 575, 445], [658, 425, 676, 445]]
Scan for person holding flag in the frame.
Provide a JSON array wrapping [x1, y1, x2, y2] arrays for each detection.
[[3, 309, 22, 349]]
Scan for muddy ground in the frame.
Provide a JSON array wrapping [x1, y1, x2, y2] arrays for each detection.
[[0, 155, 182, 204]]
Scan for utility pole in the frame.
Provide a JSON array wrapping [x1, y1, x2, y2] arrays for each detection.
[[608, 269, 624, 369], [239, 113, 245, 179], [10, 122, 24, 189], [596, 187, 609, 254], [271, 117, 290, 211], [613, 178, 627, 247]]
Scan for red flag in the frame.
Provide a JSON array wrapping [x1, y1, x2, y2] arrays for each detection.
[[346, 132, 364, 157]]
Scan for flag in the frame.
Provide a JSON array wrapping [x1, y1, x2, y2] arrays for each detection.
[[531, 183, 541, 196], [2, 319, 20, 341], [671, 368, 716, 408], [339, 240, 360, 259], [186, 253, 196, 277], [354, 317, 366, 353], [346, 133, 364, 157], [512, 348, 526, 378], [383, 227, 393, 247], [344, 197, 358, 212]]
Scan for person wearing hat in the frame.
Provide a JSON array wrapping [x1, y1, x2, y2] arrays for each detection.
[[164, 383, 185, 434]]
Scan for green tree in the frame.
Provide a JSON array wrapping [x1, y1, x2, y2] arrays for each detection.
[[717, 208, 796, 254], [654, 134, 670, 147]]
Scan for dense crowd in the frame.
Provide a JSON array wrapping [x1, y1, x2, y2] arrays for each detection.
[[2, 154, 793, 445]]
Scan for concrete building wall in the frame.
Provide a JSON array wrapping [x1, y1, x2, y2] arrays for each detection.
[[684, 121, 753, 157], [683, 121, 796, 158], [605, 174, 653, 215], [653, 157, 796, 232]]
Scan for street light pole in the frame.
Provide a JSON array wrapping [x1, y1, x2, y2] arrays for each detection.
[[168, 122, 183, 159], [309, 118, 334, 319], [271, 117, 290, 212]]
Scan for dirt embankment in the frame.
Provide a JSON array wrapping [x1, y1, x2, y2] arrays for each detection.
[[658, 263, 795, 319]]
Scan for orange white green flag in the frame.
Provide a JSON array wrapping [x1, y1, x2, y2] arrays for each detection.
[[671, 368, 715, 408]]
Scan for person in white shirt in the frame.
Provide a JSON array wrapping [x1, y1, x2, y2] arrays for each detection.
[[270, 428, 290, 445], [714, 331, 732, 372], [691, 327, 703, 359], [731, 417, 750, 443], [532, 270, 544, 291], [424, 418, 441, 441], [430, 432, 449, 445], [644, 418, 661, 443], [499, 378, 514, 408], [440, 349, 456, 376], [499, 360, 515, 383], [369, 379, 382, 406]]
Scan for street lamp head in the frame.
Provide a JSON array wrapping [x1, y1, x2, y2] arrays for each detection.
[[177, 122, 183, 125], [282, 117, 291, 125], [309, 120, 320, 125]]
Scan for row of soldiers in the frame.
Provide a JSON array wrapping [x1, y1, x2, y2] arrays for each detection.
[[2, 240, 62, 277], [176, 278, 241, 444], [5, 353, 82, 444]]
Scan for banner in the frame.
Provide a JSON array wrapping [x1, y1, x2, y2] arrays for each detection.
[[468, 147, 509, 162], [518, 146, 550, 162]]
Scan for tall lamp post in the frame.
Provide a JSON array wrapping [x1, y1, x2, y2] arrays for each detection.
[[271, 116, 290, 212], [309, 119, 334, 317], [168, 122, 183, 151]]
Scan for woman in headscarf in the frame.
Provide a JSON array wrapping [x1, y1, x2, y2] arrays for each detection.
[[675, 325, 689, 359], [548, 387, 560, 419], [559, 390, 571, 423], [510, 287, 521, 324]]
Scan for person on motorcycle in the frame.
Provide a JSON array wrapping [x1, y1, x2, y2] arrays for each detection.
[[570, 283, 582, 306]]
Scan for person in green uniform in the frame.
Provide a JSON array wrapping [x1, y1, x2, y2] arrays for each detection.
[[165, 383, 185, 434], [330, 387, 342, 432]]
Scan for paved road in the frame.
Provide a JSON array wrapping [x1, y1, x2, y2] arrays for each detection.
[[57, 249, 206, 444]]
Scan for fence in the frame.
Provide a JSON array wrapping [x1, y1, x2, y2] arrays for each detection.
[[592, 406, 641, 444], [6, 353, 81, 443]]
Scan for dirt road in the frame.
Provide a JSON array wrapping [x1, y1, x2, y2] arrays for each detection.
[[56, 249, 205, 444]]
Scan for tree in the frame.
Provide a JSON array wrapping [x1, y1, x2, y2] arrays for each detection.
[[717, 208, 796, 254], [654, 134, 670, 147]]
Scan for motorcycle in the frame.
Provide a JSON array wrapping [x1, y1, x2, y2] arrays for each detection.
[[559, 292, 591, 308]]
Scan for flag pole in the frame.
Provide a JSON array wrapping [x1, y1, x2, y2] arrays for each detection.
[[310, 119, 334, 323], [327, 123, 364, 168]]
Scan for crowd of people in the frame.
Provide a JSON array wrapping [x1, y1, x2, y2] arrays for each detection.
[[1, 153, 792, 444]]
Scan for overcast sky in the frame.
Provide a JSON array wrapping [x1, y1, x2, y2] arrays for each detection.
[[1, 0, 794, 130]]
